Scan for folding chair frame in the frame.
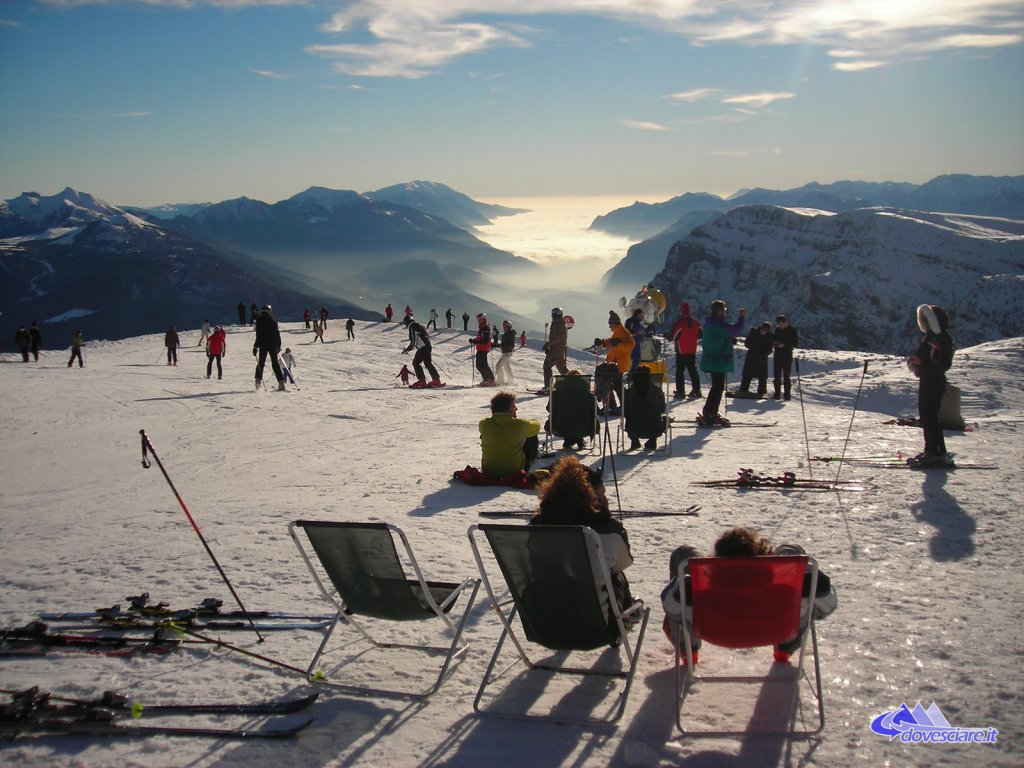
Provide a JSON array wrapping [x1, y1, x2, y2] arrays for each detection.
[[675, 555, 825, 737], [468, 523, 650, 726], [289, 520, 480, 699], [616, 369, 673, 454]]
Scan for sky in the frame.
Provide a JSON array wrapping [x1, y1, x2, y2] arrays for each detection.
[[1, 0, 1023, 208]]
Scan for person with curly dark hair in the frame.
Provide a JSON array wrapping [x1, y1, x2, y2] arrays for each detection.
[[529, 457, 635, 632], [661, 527, 837, 664]]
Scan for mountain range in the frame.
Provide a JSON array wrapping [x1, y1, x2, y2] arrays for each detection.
[[650, 205, 1024, 354], [0, 184, 538, 344], [591, 175, 1024, 242]]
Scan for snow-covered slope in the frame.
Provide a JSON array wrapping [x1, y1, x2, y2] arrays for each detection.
[[1, 323, 1022, 767], [653, 205, 1024, 353]]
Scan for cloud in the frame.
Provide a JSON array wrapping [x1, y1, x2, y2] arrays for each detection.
[[249, 68, 290, 80], [832, 59, 885, 72], [664, 88, 721, 103], [708, 150, 751, 158], [110, 111, 152, 118], [721, 91, 795, 109], [35, 1, 1024, 78], [0, 18, 23, 27], [621, 118, 670, 131]]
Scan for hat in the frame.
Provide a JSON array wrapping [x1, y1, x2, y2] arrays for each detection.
[[477, 313, 488, 325], [608, 311, 621, 325], [502, 320, 512, 329], [261, 304, 271, 312], [551, 307, 564, 317]]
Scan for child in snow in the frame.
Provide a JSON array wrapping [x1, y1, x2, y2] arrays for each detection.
[[395, 364, 413, 386]]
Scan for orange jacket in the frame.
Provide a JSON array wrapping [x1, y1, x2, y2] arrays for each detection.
[[602, 324, 634, 372]]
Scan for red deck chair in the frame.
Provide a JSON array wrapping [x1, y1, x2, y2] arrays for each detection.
[[675, 555, 825, 736]]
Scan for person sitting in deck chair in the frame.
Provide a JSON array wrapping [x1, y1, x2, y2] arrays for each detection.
[[661, 527, 837, 664], [624, 365, 666, 450]]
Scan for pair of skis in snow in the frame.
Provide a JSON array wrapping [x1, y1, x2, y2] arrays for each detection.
[[1, 686, 316, 740], [479, 504, 701, 519], [811, 455, 997, 470], [693, 468, 873, 492]]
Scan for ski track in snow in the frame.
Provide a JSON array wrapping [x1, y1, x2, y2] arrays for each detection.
[[1, 322, 1022, 767]]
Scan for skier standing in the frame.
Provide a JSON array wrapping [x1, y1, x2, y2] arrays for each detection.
[[462, 311, 470, 330], [624, 308, 645, 371], [772, 315, 798, 400], [385, 303, 393, 322], [739, 322, 773, 396], [403, 318, 443, 388], [541, 307, 570, 394], [237, 302, 246, 325], [445, 308, 454, 328], [669, 302, 702, 399], [303, 308, 311, 329], [165, 325, 180, 366], [495, 320, 517, 386], [253, 305, 286, 391], [197, 319, 211, 347], [15, 325, 30, 362], [427, 309, 438, 331], [206, 326, 227, 380], [29, 321, 42, 362], [907, 304, 955, 468], [469, 313, 496, 386], [346, 318, 355, 340], [699, 300, 747, 425], [67, 329, 84, 368]]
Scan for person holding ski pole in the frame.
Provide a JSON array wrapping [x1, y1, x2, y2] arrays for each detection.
[[699, 300, 746, 426], [495, 320, 517, 386], [164, 325, 180, 366], [279, 347, 297, 387], [403, 317, 443, 388], [469, 313, 496, 387], [541, 307, 569, 395], [253, 305, 286, 391]]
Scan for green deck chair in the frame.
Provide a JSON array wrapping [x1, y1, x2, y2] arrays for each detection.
[[289, 520, 480, 699], [468, 523, 649, 725]]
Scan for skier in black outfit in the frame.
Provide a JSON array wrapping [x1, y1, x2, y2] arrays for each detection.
[[29, 321, 42, 361], [739, 322, 774, 396], [237, 302, 247, 325], [772, 315, 798, 400], [907, 304, 955, 468], [403, 319, 442, 387], [15, 325, 30, 362], [253, 305, 286, 390], [165, 325, 180, 366]]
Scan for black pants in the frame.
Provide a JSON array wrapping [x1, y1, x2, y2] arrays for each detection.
[[542, 348, 568, 388], [774, 349, 794, 396], [67, 349, 83, 367], [207, 353, 222, 378], [412, 347, 439, 382], [31, 343, 40, 362], [167, 347, 177, 365], [741, 353, 768, 394], [523, 435, 540, 470], [19, 347, 29, 362], [703, 372, 726, 418], [255, 347, 283, 384], [919, 376, 947, 455], [675, 353, 699, 394], [475, 350, 494, 381]]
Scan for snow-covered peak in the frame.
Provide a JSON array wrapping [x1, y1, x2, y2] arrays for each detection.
[[4, 187, 123, 227]]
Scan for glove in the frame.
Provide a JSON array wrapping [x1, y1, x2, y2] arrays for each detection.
[[252, 345, 258, 357]]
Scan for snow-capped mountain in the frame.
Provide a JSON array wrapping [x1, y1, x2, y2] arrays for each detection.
[[592, 175, 1024, 240], [651, 205, 1024, 353], [0, 189, 369, 342]]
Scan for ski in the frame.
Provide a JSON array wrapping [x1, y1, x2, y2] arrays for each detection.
[[43, 617, 332, 633], [40, 595, 331, 623], [695, 416, 778, 428], [479, 505, 701, 519], [692, 469, 873, 491], [2, 624, 182, 657], [0, 716, 313, 740], [811, 455, 904, 464], [2, 687, 319, 718], [868, 462, 997, 470]]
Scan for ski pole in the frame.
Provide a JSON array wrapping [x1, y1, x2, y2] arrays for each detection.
[[834, 361, 868, 485], [795, 358, 812, 479], [139, 430, 265, 643]]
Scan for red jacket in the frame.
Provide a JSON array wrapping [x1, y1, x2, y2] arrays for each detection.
[[471, 324, 492, 352], [671, 315, 702, 355], [208, 329, 227, 356]]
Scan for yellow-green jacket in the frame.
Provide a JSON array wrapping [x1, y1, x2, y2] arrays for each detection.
[[479, 413, 541, 478]]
